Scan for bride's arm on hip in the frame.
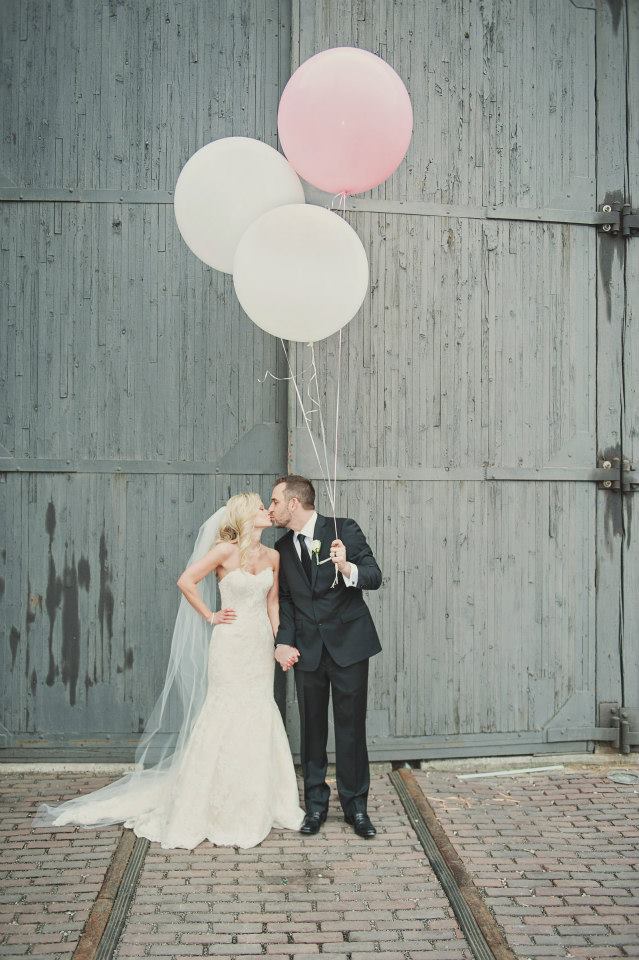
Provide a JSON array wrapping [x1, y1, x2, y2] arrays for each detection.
[[176, 542, 236, 623], [266, 551, 280, 638]]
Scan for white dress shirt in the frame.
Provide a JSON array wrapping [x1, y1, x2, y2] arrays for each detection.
[[294, 511, 358, 587]]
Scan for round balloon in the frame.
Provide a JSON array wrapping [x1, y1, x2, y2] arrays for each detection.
[[173, 137, 305, 273], [233, 204, 368, 342], [278, 47, 412, 195]]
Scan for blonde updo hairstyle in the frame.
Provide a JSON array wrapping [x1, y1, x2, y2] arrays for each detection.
[[215, 492, 262, 569]]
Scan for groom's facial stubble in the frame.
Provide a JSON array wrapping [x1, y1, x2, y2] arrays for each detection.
[[268, 483, 290, 529]]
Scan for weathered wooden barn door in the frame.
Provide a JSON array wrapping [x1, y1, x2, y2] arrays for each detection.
[[1, 0, 636, 764], [0, 0, 291, 759], [289, 0, 638, 760], [618, 0, 639, 753]]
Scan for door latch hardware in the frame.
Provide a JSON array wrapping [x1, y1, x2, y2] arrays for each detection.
[[598, 457, 638, 493], [600, 202, 639, 238]]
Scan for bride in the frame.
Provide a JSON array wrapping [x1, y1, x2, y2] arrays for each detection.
[[32, 493, 306, 849]]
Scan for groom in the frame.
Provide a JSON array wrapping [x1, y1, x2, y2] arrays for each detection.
[[269, 475, 383, 838]]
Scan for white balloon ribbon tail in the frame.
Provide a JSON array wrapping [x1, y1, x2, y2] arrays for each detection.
[[259, 337, 344, 588], [330, 191, 348, 215]]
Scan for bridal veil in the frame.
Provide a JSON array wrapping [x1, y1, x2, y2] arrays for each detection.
[[32, 506, 227, 829]]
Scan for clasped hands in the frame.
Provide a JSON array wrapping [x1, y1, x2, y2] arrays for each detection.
[[274, 644, 299, 671], [273, 539, 348, 672]]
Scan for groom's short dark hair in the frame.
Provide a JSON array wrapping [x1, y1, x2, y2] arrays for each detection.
[[275, 475, 315, 509]]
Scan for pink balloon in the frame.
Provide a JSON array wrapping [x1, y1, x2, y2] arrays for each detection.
[[278, 46, 412, 196]]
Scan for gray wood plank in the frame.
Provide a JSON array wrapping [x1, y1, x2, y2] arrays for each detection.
[[593, 0, 629, 720], [0, 0, 290, 745], [288, 0, 605, 757], [621, 0, 638, 725]]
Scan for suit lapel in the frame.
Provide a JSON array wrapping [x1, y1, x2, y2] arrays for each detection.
[[283, 515, 334, 593]]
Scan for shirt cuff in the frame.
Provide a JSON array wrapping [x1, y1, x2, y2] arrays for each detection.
[[342, 562, 358, 587]]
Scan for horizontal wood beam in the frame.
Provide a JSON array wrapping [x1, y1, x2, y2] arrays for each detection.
[[0, 732, 592, 763], [303, 188, 615, 228], [0, 425, 287, 476], [295, 466, 616, 483], [0, 457, 278, 475], [0, 185, 617, 229], [0, 458, 617, 482], [0, 187, 174, 204]]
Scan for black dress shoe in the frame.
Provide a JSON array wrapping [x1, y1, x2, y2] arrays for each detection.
[[344, 812, 377, 837], [299, 810, 327, 835]]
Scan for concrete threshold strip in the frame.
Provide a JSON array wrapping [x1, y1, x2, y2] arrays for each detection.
[[4, 751, 637, 774], [72, 829, 149, 960], [390, 768, 516, 960]]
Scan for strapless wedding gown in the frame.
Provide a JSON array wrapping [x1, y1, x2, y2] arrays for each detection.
[[40, 567, 306, 850]]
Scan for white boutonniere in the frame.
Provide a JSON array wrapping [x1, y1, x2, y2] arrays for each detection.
[[311, 539, 332, 565]]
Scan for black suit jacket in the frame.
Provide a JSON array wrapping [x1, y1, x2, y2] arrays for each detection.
[[274, 514, 383, 671]]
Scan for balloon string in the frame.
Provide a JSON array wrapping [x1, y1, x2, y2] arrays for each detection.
[[307, 341, 342, 588], [258, 360, 318, 421], [330, 332, 343, 585], [330, 191, 348, 215], [308, 343, 335, 507], [258, 360, 314, 387], [333, 327, 342, 541], [262, 338, 344, 588], [278, 339, 336, 517]]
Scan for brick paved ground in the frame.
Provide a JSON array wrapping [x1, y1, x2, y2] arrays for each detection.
[[113, 771, 472, 959], [0, 768, 473, 960], [1, 761, 638, 960], [0, 772, 122, 959], [414, 765, 639, 959]]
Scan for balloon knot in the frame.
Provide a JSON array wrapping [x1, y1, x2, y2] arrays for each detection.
[[331, 191, 349, 214]]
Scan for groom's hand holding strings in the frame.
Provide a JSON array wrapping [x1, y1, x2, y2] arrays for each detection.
[[330, 538, 351, 577]]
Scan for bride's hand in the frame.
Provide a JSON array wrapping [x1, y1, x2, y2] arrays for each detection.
[[211, 607, 236, 625], [274, 644, 299, 671]]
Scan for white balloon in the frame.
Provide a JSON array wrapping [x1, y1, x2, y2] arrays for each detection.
[[232, 205, 369, 342], [173, 138, 305, 274]]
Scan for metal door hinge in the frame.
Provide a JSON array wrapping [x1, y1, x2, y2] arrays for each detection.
[[546, 702, 639, 754], [598, 703, 639, 755], [600, 202, 639, 238], [607, 705, 639, 755], [598, 456, 639, 493]]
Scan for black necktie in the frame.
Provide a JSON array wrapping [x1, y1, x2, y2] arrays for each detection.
[[297, 533, 312, 582]]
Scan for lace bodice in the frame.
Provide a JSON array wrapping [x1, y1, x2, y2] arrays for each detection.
[[209, 566, 275, 692], [217, 566, 274, 615]]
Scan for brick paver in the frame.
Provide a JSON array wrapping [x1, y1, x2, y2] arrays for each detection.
[[413, 765, 639, 959], [2, 762, 638, 959], [113, 771, 473, 959], [0, 772, 123, 960]]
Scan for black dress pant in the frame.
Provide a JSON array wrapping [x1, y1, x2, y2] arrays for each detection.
[[294, 643, 370, 817]]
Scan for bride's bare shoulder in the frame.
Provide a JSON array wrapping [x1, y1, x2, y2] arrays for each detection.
[[211, 541, 239, 566], [213, 541, 236, 557], [201, 541, 235, 564]]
